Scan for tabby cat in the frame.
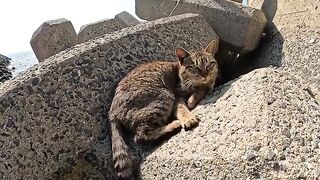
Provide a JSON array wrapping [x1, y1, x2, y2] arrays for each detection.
[[108, 39, 219, 179]]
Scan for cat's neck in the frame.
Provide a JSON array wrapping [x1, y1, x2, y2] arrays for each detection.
[[176, 80, 197, 97]]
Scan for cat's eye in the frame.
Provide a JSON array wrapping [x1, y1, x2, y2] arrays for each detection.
[[206, 61, 216, 68], [186, 66, 201, 74]]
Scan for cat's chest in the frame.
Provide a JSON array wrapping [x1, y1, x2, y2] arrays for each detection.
[[176, 84, 196, 98]]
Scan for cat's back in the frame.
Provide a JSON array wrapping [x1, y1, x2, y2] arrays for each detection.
[[109, 61, 179, 122], [118, 61, 179, 91]]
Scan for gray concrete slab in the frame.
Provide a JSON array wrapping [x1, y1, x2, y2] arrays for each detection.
[[249, 0, 278, 23], [136, 0, 267, 53]]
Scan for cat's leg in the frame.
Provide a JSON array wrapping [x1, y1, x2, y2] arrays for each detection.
[[174, 98, 200, 129], [187, 87, 208, 110], [132, 90, 182, 143], [134, 120, 182, 143]]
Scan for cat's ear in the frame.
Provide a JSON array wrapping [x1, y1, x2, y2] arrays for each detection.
[[204, 39, 219, 54], [176, 47, 190, 64]]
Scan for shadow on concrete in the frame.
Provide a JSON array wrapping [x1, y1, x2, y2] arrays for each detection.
[[212, 0, 280, 85], [215, 21, 283, 86]]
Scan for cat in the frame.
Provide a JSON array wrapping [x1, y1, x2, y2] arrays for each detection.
[[108, 39, 219, 180]]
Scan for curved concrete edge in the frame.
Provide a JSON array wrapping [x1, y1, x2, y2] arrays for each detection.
[[141, 67, 320, 179], [135, 0, 267, 52], [0, 13, 218, 179]]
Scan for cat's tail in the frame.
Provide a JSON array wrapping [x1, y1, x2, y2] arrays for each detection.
[[110, 121, 133, 180]]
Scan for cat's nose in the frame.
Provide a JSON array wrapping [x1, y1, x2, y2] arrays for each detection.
[[201, 70, 208, 77]]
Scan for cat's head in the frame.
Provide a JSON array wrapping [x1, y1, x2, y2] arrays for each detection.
[[176, 39, 219, 89]]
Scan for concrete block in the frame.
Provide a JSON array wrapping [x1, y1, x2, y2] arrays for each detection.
[[77, 18, 125, 43], [249, 0, 278, 23], [30, 18, 77, 62], [135, 0, 267, 53], [229, 0, 243, 3], [0, 13, 217, 179], [115, 11, 140, 27]]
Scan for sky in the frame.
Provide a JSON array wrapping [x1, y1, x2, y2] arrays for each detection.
[[0, 0, 137, 55]]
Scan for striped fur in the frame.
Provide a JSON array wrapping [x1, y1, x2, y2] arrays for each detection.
[[108, 39, 219, 179]]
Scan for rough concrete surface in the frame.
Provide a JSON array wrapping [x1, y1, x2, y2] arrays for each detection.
[[140, 0, 320, 179], [249, 0, 278, 23], [0, 13, 217, 179], [0, 54, 12, 83], [1, 0, 319, 179], [135, 0, 267, 53], [78, 11, 140, 44], [229, 0, 243, 3], [141, 68, 320, 179], [115, 11, 140, 27], [77, 18, 125, 43], [30, 18, 77, 62]]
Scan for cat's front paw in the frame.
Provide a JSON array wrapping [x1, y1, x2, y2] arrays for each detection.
[[181, 113, 200, 130], [187, 98, 197, 110], [187, 97, 197, 110]]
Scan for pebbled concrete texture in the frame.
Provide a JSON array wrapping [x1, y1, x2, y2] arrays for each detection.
[[0, 54, 12, 83], [77, 18, 125, 43], [141, 0, 320, 179], [0, 13, 218, 179], [115, 11, 141, 27], [1, 0, 319, 179], [135, 0, 267, 53], [30, 18, 77, 62], [78, 11, 140, 44], [141, 68, 320, 179], [30, 11, 140, 63]]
